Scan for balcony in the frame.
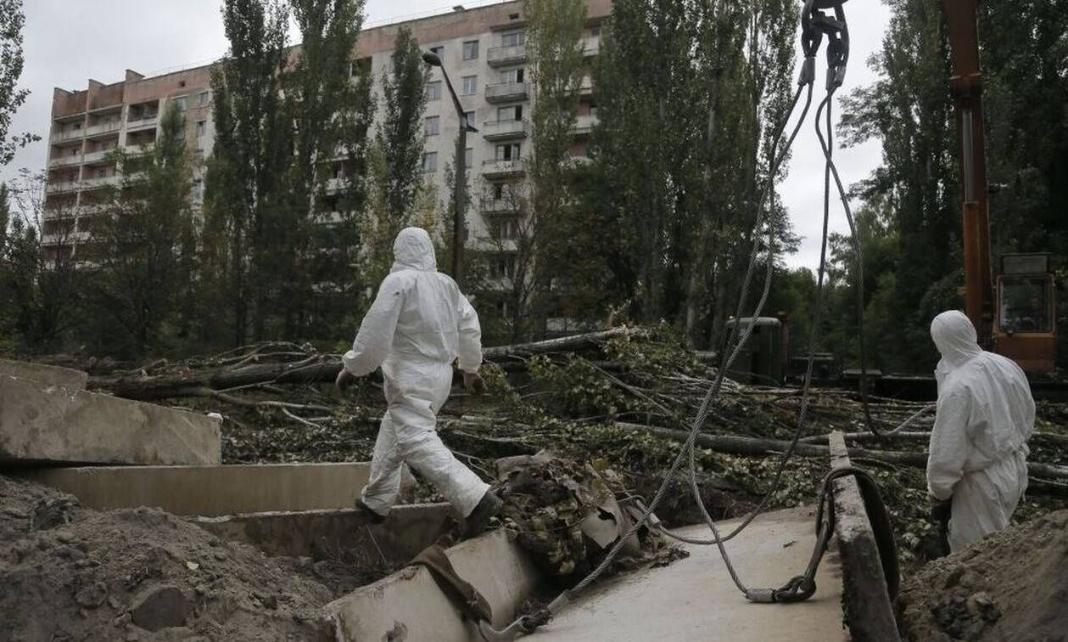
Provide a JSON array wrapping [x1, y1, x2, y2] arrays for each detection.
[[487, 44, 527, 67], [482, 119, 529, 142], [46, 181, 79, 195], [126, 115, 158, 132], [573, 114, 597, 136], [481, 158, 525, 179], [79, 174, 123, 191], [84, 121, 122, 138], [325, 177, 350, 194], [582, 38, 601, 57], [481, 198, 521, 216], [579, 76, 594, 97], [48, 154, 82, 169], [42, 230, 91, 247], [486, 82, 529, 104], [50, 128, 84, 144], [81, 149, 117, 165]]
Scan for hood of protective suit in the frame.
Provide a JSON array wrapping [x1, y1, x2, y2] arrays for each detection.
[[391, 227, 437, 273], [931, 310, 984, 371]]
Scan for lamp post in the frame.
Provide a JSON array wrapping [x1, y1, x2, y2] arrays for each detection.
[[422, 51, 476, 286]]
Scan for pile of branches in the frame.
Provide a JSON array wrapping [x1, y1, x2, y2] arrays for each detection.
[[84, 326, 1068, 563]]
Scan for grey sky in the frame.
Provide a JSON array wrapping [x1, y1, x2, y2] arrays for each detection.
[[4, 0, 890, 270]]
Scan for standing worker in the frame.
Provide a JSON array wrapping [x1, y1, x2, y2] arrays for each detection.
[[336, 227, 502, 535], [927, 310, 1035, 552]]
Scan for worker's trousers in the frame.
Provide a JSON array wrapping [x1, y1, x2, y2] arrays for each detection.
[[948, 447, 1028, 552], [360, 359, 489, 518]]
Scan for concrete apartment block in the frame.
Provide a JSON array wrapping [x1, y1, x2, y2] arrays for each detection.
[[0, 358, 88, 390], [326, 529, 542, 641], [41, 0, 611, 291], [0, 375, 221, 466], [13, 462, 406, 516]]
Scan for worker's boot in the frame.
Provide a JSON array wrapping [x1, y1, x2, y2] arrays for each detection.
[[356, 498, 387, 525], [463, 490, 503, 537]]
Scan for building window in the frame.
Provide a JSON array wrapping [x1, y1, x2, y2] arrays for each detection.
[[198, 91, 210, 107], [422, 152, 438, 173], [501, 68, 525, 84], [425, 116, 440, 136], [173, 96, 188, 111], [494, 219, 517, 240], [491, 253, 516, 278], [493, 183, 505, 200], [462, 75, 478, 96], [430, 45, 445, 59], [498, 105, 523, 122], [501, 30, 525, 48], [496, 143, 520, 161], [196, 121, 207, 137], [426, 81, 442, 101], [464, 111, 476, 128], [464, 147, 473, 167], [462, 40, 480, 60], [591, 26, 601, 37]]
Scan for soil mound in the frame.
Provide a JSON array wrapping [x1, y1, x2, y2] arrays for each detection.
[[897, 509, 1068, 641], [0, 475, 343, 642]]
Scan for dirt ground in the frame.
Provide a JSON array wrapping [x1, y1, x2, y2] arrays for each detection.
[[0, 474, 380, 642], [896, 509, 1068, 642]]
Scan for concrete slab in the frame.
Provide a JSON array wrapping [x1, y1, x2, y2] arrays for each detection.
[[325, 529, 542, 641], [15, 462, 403, 516], [537, 507, 847, 642], [0, 358, 88, 390], [828, 432, 900, 641], [0, 375, 220, 466], [193, 503, 453, 562]]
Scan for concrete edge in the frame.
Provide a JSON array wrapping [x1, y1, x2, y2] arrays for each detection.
[[0, 358, 89, 391], [828, 431, 901, 642], [324, 528, 542, 641]]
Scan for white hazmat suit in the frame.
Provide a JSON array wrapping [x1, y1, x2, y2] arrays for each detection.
[[342, 227, 490, 518], [927, 310, 1035, 552]]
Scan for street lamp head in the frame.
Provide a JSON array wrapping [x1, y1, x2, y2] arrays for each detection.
[[422, 51, 442, 67]]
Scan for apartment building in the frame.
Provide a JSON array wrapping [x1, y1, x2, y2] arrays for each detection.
[[41, 0, 611, 269]]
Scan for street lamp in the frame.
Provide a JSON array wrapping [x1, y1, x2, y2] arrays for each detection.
[[422, 51, 477, 286]]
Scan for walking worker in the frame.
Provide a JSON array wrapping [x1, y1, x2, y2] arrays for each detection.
[[927, 310, 1035, 552], [336, 226, 502, 535]]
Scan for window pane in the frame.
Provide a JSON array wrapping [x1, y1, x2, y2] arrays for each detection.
[[425, 116, 439, 136], [1000, 277, 1052, 333], [427, 81, 442, 101], [422, 152, 437, 172], [462, 75, 478, 96], [463, 40, 479, 60]]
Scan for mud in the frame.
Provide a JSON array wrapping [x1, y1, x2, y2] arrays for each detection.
[[896, 509, 1068, 641], [0, 475, 388, 642]]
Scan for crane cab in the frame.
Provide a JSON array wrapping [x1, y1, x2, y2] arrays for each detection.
[[994, 253, 1057, 372]]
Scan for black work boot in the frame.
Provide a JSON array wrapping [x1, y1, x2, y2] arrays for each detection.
[[356, 498, 387, 525], [464, 490, 503, 538]]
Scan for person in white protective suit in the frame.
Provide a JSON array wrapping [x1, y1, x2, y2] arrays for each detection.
[[335, 227, 502, 534], [927, 310, 1035, 552]]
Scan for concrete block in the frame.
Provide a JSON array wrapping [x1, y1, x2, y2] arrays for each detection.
[[0, 358, 88, 390], [194, 503, 453, 562], [0, 375, 220, 466], [829, 431, 900, 642], [14, 462, 400, 516], [326, 529, 542, 641]]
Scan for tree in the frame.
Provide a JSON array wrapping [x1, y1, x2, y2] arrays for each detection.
[[279, 0, 370, 339], [0, 0, 38, 167], [204, 0, 291, 345], [86, 103, 196, 356], [359, 26, 428, 290]]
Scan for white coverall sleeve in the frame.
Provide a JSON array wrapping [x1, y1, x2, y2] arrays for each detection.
[[456, 294, 483, 374], [342, 276, 405, 377], [927, 389, 971, 501]]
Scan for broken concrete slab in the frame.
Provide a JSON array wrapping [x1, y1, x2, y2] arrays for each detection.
[[0, 375, 220, 466], [829, 431, 900, 642], [0, 358, 88, 390], [15, 462, 400, 516], [194, 503, 453, 563], [325, 529, 541, 641]]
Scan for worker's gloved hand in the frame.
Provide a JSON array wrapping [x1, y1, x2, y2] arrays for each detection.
[[929, 497, 952, 524], [462, 371, 487, 396], [335, 368, 357, 393]]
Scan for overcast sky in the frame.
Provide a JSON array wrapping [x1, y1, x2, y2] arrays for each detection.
[[4, 0, 890, 270]]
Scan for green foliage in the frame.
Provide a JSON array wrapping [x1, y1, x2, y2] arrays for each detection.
[[0, 0, 38, 167], [84, 102, 197, 357]]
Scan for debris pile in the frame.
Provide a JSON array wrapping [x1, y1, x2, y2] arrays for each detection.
[[896, 509, 1068, 641], [0, 475, 370, 642]]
